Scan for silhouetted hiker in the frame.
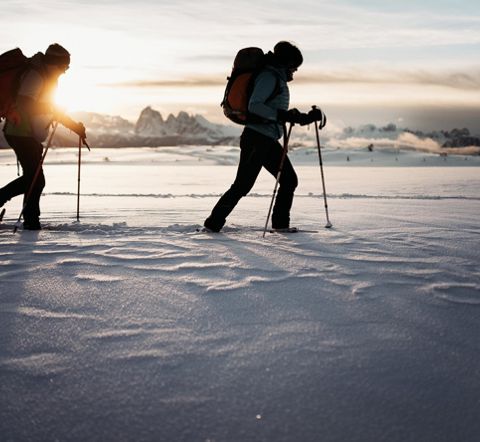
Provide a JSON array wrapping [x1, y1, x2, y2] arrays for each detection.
[[204, 41, 326, 232], [0, 43, 87, 230]]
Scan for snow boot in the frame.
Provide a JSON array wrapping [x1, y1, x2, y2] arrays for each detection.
[[23, 219, 42, 230]]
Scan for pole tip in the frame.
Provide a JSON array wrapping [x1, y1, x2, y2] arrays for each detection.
[[325, 222, 333, 228]]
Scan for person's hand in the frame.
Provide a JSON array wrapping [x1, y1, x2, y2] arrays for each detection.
[[278, 108, 327, 127], [277, 108, 310, 125], [72, 122, 87, 139], [308, 107, 327, 128]]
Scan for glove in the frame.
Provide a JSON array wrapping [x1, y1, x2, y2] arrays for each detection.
[[308, 107, 327, 129], [277, 108, 310, 125], [278, 108, 327, 127], [72, 122, 87, 139]]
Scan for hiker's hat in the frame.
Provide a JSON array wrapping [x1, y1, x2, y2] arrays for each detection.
[[45, 43, 70, 66], [273, 41, 303, 68]]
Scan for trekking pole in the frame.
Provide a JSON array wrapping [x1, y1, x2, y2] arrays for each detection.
[[313, 106, 332, 228], [76, 136, 81, 221], [262, 122, 293, 238], [76, 136, 90, 221], [13, 121, 58, 233]]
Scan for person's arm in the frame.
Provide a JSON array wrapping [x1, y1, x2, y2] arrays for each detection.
[[52, 109, 86, 139], [15, 70, 86, 138], [247, 71, 279, 121], [15, 70, 51, 117]]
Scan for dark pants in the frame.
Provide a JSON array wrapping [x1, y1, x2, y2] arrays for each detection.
[[0, 135, 45, 222], [205, 127, 298, 231]]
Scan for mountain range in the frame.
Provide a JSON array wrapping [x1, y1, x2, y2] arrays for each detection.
[[0, 107, 242, 149], [1, 107, 479, 155], [57, 107, 242, 148]]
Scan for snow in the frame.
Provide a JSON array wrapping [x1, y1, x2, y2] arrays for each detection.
[[1, 147, 479, 442]]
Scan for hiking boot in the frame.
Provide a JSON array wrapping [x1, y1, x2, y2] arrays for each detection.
[[23, 219, 42, 231], [203, 217, 222, 233], [271, 221, 291, 230]]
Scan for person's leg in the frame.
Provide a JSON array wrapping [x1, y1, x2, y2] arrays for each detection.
[[1, 135, 45, 224], [261, 141, 298, 229], [0, 138, 28, 206], [204, 129, 264, 231]]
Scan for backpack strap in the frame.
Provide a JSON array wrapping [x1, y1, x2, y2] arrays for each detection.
[[262, 67, 283, 104]]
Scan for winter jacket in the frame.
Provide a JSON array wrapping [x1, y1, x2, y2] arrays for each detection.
[[246, 65, 290, 141]]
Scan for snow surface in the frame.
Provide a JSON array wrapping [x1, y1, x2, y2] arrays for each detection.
[[1, 147, 479, 442]]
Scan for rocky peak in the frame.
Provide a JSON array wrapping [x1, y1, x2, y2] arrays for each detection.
[[135, 106, 165, 135], [176, 111, 192, 123]]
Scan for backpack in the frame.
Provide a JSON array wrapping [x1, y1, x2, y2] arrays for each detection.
[[0, 48, 29, 122], [221, 47, 279, 125]]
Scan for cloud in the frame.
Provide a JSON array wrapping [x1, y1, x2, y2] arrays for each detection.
[[101, 68, 480, 91], [298, 69, 480, 90], [411, 71, 480, 90], [103, 79, 223, 88]]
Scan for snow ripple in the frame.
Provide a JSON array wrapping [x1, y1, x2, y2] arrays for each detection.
[[1, 304, 97, 320], [425, 283, 480, 305], [0, 352, 70, 376], [74, 273, 126, 282]]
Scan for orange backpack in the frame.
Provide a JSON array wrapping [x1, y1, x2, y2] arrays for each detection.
[[221, 47, 279, 125]]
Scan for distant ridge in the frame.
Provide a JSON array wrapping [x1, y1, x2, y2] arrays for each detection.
[[1, 107, 479, 154]]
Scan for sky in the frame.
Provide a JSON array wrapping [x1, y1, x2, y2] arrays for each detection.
[[1, 0, 480, 131]]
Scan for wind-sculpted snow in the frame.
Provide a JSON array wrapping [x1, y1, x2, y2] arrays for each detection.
[[0, 160, 479, 441], [423, 283, 480, 306]]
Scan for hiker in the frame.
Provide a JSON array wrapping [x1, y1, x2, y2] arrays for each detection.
[[204, 41, 326, 232], [0, 43, 86, 230]]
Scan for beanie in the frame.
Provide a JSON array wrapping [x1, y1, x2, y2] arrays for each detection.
[[273, 41, 303, 68], [45, 43, 70, 66]]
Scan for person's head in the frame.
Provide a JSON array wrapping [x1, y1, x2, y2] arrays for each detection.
[[44, 43, 70, 76], [273, 41, 303, 81]]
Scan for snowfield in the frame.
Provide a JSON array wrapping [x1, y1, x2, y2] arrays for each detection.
[[1, 146, 479, 442]]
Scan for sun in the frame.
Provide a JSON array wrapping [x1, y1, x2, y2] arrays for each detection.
[[54, 70, 95, 113], [54, 66, 124, 115]]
